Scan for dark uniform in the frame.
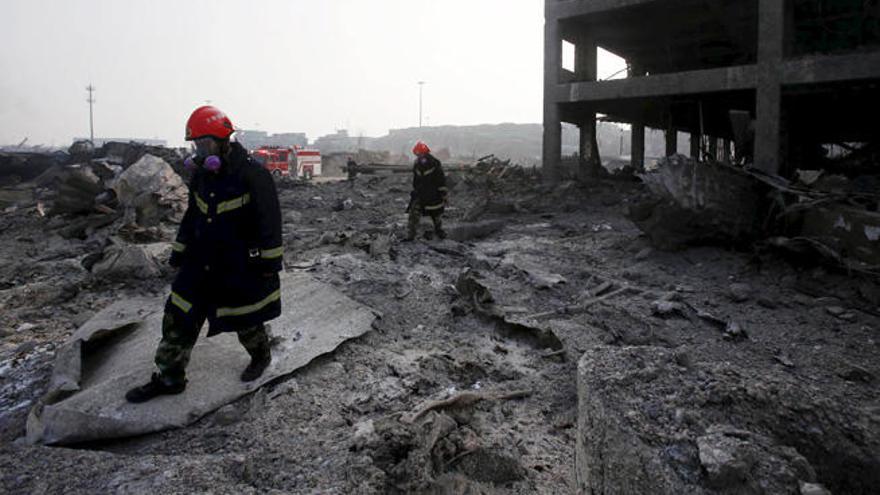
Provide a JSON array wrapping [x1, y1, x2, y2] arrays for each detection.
[[159, 141, 283, 385], [346, 158, 358, 187], [407, 153, 448, 240]]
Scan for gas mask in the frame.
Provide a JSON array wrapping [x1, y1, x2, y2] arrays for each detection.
[[185, 136, 223, 173]]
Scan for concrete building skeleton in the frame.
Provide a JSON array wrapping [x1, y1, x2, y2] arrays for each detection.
[[543, 0, 880, 181]]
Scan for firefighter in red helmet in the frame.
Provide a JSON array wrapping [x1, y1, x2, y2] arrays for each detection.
[[126, 106, 283, 403], [406, 141, 448, 241]]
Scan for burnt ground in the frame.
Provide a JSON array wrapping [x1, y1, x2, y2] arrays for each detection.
[[0, 168, 878, 494]]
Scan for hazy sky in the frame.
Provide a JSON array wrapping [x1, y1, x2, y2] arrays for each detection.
[[1, 0, 625, 147]]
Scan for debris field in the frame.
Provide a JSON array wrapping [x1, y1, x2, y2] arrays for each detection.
[[0, 145, 877, 494]]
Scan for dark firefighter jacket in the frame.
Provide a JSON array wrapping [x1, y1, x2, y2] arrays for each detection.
[[410, 154, 448, 215], [168, 142, 283, 335]]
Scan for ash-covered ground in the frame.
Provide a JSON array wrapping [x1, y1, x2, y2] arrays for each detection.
[[1, 162, 877, 494]]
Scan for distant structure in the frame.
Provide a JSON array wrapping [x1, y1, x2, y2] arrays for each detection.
[[73, 138, 167, 147], [313, 130, 358, 153], [236, 130, 308, 150], [543, 0, 880, 181]]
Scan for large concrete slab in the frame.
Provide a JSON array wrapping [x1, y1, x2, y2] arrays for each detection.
[[26, 272, 378, 445], [548, 0, 659, 20]]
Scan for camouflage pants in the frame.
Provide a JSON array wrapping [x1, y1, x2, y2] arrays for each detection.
[[154, 310, 270, 385], [407, 200, 443, 239]]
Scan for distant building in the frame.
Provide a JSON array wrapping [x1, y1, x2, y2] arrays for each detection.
[[236, 130, 308, 150], [313, 130, 371, 153], [75, 138, 167, 147]]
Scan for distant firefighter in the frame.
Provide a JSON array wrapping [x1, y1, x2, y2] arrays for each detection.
[[406, 141, 448, 241], [346, 156, 359, 187]]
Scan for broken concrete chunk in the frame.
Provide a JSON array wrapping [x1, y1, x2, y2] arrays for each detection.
[[840, 364, 874, 383], [651, 299, 685, 317], [369, 234, 392, 258], [857, 281, 880, 306], [697, 425, 817, 492], [455, 448, 526, 484], [634, 247, 653, 261], [112, 154, 187, 226], [50, 167, 103, 215], [284, 209, 303, 224], [631, 157, 764, 249], [505, 255, 566, 289], [91, 242, 169, 280], [723, 321, 748, 341], [799, 481, 833, 495], [332, 198, 354, 211], [697, 429, 754, 487], [445, 220, 506, 242], [728, 283, 753, 303], [826, 306, 846, 317]]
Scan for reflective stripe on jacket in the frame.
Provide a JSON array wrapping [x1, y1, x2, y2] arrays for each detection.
[[411, 154, 447, 214], [168, 142, 283, 334]]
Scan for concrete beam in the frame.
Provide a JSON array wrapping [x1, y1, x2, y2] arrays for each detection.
[[782, 50, 880, 86], [552, 65, 757, 103], [548, 0, 660, 20]]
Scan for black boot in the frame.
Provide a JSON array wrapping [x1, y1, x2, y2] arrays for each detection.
[[431, 215, 445, 240], [125, 373, 186, 403], [241, 352, 272, 382]]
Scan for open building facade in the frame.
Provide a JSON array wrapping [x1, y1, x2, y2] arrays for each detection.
[[543, 0, 880, 180]]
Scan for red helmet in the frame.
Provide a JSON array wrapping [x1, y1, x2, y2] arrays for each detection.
[[185, 106, 235, 141], [412, 141, 430, 156]]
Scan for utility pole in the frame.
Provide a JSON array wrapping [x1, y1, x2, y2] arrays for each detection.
[[417, 81, 426, 128], [86, 84, 96, 144]]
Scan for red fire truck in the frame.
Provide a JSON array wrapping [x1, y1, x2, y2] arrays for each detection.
[[252, 146, 322, 180]]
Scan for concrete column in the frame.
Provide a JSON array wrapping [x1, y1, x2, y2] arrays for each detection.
[[723, 139, 733, 162], [543, 16, 562, 182], [665, 125, 678, 157], [709, 138, 718, 161], [579, 116, 598, 178], [631, 123, 645, 172], [575, 33, 598, 179], [690, 132, 701, 160], [755, 0, 784, 174], [574, 34, 597, 83]]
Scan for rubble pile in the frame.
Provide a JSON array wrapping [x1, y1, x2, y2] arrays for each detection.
[[630, 155, 767, 249], [0, 145, 877, 494], [750, 159, 880, 272], [631, 153, 880, 277]]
